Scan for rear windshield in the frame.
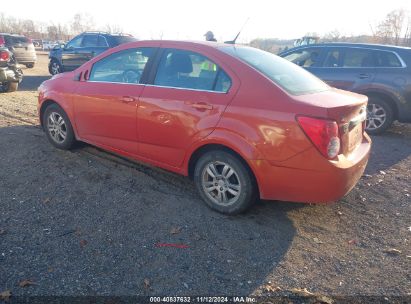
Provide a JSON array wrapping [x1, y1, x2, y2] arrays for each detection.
[[221, 46, 329, 95], [110, 36, 137, 46]]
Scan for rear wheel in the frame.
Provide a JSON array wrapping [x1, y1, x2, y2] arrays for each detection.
[[194, 150, 257, 215], [43, 104, 75, 150], [366, 97, 394, 135], [0, 82, 18, 93], [25, 63, 34, 68]]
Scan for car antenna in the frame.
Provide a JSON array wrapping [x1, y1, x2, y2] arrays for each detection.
[[224, 17, 250, 45]]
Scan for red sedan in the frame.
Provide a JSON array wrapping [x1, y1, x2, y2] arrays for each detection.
[[38, 40, 371, 214]]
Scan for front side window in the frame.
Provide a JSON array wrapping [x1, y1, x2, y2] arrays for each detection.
[[282, 48, 321, 67], [323, 49, 341, 67], [66, 36, 83, 49], [154, 49, 231, 92], [89, 47, 154, 84], [81, 35, 98, 47], [222, 46, 328, 95]]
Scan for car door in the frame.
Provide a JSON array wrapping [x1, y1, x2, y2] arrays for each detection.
[[137, 48, 239, 168], [73, 47, 156, 154], [79, 34, 109, 61], [61, 35, 84, 71], [313, 47, 376, 92]]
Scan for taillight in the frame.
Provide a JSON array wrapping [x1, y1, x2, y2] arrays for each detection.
[[0, 51, 10, 61], [297, 116, 341, 160]]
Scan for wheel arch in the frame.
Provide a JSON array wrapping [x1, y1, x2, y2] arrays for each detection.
[[39, 99, 58, 127], [363, 90, 399, 120], [187, 143, 260, 196]]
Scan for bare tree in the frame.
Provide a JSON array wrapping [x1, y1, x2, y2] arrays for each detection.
[[323, 29, 341, 42], [71, 13, 95, 34], [375, 9, 408, 45], [104, 24, 123, 34]]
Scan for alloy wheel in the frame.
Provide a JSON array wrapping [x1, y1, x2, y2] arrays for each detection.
[[201, 161, 242, 206], [366, 103, 387, 131], [51, 62, 60, 75], [47, 112, 67, 144]]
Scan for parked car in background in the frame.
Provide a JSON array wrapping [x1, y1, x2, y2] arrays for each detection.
[[0, 33, 36, 68], [42, 41, 59, 51], [48, 32, 137, 75], [280, 43, 411, 134], [38, 40, 370, 214], [32, 39, 42, 48], [0, 47, 23, 92]]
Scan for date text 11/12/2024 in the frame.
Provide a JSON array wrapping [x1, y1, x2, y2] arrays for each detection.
[[149, 296, 256, 303]]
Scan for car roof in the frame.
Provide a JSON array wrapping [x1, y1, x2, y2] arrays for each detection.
[[284, 42, 411, 52], [124, 39, 249, 50]]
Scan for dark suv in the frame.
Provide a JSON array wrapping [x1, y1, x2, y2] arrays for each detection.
[[280, 43, 411, 134], [48, 32, 137, 75]]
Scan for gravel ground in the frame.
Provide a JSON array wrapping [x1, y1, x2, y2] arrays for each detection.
[[0, 54, 410, 301]]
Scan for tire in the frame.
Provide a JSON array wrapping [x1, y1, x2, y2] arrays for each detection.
[[366, 97, 394, 135], [194, 150, 257, 215], [25, 63, 34, 68], [49, 59, 62, 75], [43, 104, 75, 150], [0, 82, 18, 93]]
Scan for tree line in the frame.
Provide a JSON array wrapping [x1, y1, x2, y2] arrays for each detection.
[[0, 13, 123, 41], [1, 9, 411, 48], [251, 9, 411, 53]]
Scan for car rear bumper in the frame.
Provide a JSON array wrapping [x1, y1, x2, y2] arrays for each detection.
[[14, 54, 37, 64], [251, 133, 371, 203]]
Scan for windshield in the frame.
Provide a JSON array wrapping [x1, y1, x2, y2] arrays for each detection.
[[221, 46, 329, 95]]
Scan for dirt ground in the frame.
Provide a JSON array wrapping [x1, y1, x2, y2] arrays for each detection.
[[0, 53, 410, 302]]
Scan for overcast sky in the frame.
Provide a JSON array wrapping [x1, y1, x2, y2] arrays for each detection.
[[2, 0, 411, 42]]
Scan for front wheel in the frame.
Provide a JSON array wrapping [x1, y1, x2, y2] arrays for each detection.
[[43, 104, 75, 150], [366, 97, 394, 135], [25, 63, 34, 68], [49, 60, 62, 75], [194, 150, 257, 215]]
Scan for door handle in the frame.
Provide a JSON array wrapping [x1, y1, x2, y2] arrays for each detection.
[[358, 73, 370, 79], [121, 96, 135, 103], [191, 103, 213, 110]]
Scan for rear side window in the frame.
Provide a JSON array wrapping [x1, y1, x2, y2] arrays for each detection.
[[343, 48, 374, 67], [89, 47, 154, 84], [282, 48, 321, 67], [97, 35, 108, 47], [154, 49, 231, 93], [222, 46, 328, 95], [375, 51, 402, 67]]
